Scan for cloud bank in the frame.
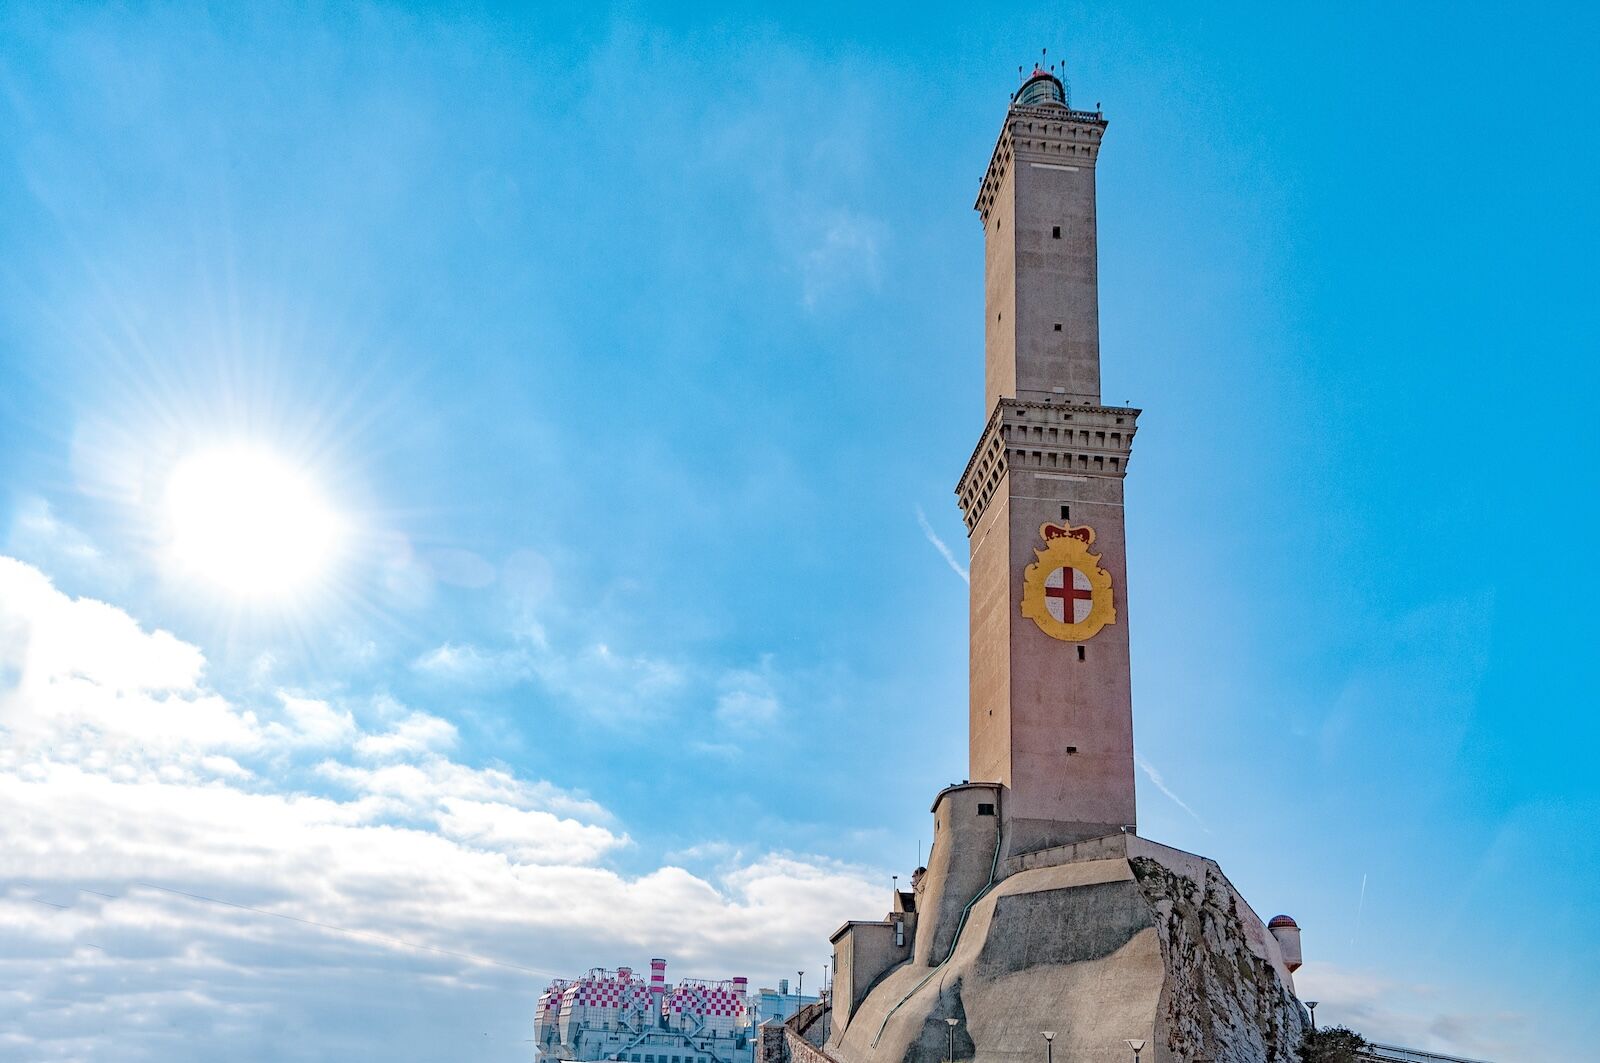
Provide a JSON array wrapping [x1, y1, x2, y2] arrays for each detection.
[[0, 556, 878, 1062]]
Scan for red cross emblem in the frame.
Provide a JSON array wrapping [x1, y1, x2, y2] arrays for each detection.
[[1043, 565, 1094, 623]]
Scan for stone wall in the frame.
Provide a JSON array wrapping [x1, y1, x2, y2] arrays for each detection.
[[759, 1007, 840, 1063], [827, 837, 1306, 1063], [755, 1024, 787, 1063], [1130, 857, 1306, 1063]]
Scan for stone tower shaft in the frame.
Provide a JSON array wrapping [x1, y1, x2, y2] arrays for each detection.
[[975, 98, 1104, 408], [958, 80, 1140, 854]]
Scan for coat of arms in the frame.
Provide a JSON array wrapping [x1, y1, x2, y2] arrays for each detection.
[[1020, 521, 1116, 642]]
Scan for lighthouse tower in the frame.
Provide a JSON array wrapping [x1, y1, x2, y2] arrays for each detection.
[[821, 63, 1308, 1063], [957, 65, 1138, 854]]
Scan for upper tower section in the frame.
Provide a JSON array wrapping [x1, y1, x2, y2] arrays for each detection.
[[974, 66, 1108, 411]]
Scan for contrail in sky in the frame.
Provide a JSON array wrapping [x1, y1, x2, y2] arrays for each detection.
[[1136, 755, 1209, 831], [1353, 872, 1368, 947], [917, 506, 969, 584]]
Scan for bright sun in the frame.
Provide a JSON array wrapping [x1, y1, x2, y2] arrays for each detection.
[[165, 446, 345, 598]]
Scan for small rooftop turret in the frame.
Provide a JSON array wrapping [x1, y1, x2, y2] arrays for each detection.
[[1267, 914, 1303, 974]]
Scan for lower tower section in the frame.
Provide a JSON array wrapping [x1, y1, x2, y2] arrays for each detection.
[[957, 399, 1138, 854]]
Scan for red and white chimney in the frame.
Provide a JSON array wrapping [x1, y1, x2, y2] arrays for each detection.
[[649, 958, 667, 1004]]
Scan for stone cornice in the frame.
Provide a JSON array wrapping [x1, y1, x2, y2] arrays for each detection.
[[955, 399, 1140, 531], [974, 106, 1110, 222]]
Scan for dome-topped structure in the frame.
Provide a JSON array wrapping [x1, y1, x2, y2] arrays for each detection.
[[1014, 65, 1067, 107], [1266, 915, 1304, 974]]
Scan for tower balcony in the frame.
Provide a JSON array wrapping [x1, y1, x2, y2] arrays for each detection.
[[955, 399, 1139, 533]]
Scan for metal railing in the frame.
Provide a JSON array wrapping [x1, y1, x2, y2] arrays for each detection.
[[1361, 1042, 1498, 1063]]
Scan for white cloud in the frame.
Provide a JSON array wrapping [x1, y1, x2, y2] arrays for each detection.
[[353, 710, 459, 758], [798, 210, 884, 309], [412, 641, 525, 685], [5, 497, 116, 584], [413, 635, 685, 725], [271, 695, 357, 748], [436, 798, 624, 865], [0, 554, 878, 1060], [0, 557, 262, 763], [1295, 963, 1527, 1062], [715, 665, 781, 731], [528, 642, 684, 721]]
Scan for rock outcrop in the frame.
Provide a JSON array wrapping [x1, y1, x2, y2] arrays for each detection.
[[825, 834, 1306, 1063]]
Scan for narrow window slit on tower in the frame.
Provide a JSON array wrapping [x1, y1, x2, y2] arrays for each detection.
[[1060, 505, 1070, 520], [1052, 225, 1062, 238], [1054, 323, 1062, 331], [1077, 646, 1086, 661]]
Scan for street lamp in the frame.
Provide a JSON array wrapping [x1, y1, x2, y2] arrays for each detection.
[[1123, 1039, 1146, 1063], [945, 1017, 959, 1063], [821, 965, 830, 1041], [1305, 1001, 1319, 1031], [1042, 1030, 1056, 1063]]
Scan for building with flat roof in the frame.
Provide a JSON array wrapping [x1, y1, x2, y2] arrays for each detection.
[[743, 979, 818, 1029]]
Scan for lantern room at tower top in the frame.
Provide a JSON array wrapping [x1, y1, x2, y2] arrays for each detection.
[[1013, 66, 1067, 107]]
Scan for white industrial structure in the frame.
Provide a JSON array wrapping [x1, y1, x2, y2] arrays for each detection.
[[534, 959, 754, 1063]]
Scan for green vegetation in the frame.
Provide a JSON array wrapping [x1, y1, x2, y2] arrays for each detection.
[[1300, 1025, 1370, 1063]]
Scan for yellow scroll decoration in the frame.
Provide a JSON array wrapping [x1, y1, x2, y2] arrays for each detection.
[[1020, 522, 1116, 642]]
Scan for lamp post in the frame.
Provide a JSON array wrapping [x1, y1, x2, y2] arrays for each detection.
[[1042, 1030, 1056, 1063], [945, 1017, 959, 1063], [1123, 1038, 1146, 1063], [821, 965, 830, 1041], [1306, 1001, 1319, 1031]]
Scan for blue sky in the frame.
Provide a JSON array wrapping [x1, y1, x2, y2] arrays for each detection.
[[2, 3, 1597, 1061]]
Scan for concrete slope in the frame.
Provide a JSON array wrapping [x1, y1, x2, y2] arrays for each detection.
[[827, 844, 1305, 1063]]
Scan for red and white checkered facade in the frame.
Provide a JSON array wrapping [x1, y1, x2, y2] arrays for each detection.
[[549, 967, 656, 1044], [533, 959, 751, 1058], [533, 979, 572, 1046], [665, 979, 748, 1035]]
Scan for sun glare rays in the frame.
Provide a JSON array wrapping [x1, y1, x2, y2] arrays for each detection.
[[164, 446, 345, 598]]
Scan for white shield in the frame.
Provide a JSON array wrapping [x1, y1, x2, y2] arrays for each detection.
[[1043, 565, 1093, 623]]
